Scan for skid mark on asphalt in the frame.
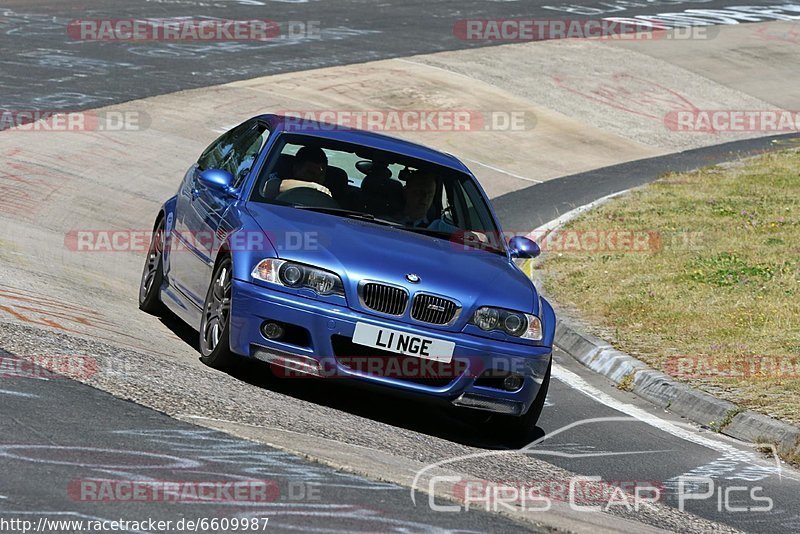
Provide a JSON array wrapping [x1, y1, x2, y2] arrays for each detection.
[[550, 72, 700, 123], [0, 151, 82, 219], [0, 285, 114, 333], [0, 285, 185, 359], [0, 169, 51, 218]]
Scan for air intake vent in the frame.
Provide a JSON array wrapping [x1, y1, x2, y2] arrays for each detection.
[[411, 294, 459, 325], [360, 283, 408, 316]]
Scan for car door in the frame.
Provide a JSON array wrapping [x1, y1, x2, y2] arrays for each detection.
[[171, 120, 270, 307]]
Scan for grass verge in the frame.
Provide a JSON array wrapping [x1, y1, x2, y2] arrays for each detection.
[[537, 149, 800, 425]]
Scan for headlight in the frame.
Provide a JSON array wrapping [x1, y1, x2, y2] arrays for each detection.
[[473, 307, 500, 331], [252, 259, 344, 297], [470, 306, 542, 340], [280, 263, 304, 286]]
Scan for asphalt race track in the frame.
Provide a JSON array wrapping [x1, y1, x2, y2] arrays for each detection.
[[2, 1, 800, 533], [493, 132, 800, 231], [0, 349, 533, 533], [3, 0, 800, 112]]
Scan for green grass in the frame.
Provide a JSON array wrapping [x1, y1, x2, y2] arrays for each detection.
[[537, 149, 800, 424]]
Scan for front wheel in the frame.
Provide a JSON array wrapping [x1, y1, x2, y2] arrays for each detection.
[[139, 218, 165, 314], [199, 256, 236, 369]]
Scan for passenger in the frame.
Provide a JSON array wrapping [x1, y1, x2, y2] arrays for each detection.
[[278, 146, 332, 197]]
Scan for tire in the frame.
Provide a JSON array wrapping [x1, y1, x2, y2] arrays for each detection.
[[496, 359, 552, 446], [199, 255, 236, 369], [138, 217, 166, 314]]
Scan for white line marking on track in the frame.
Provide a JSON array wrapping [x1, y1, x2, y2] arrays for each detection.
[[530, 189, 631, 236], [460, 157, 542, 183], [394, 58, 544, 185], [0, 389, 37, 398], [393, 58, 487, 85], [552, 364, 732, 454], [551, 364, 795, 480]]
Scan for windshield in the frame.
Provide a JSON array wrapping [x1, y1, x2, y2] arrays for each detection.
[[250, 134, 506, 255]]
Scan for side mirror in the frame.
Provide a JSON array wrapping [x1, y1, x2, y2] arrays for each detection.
[[198, 168, 235, 195], [508, 236, 541, 259]]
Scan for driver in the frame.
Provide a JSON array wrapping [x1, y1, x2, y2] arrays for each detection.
[[397, 171, 436, 226], [393, 171, 457, 232]]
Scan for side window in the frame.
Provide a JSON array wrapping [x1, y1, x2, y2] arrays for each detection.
[[197, 124, 244, 172], [197, 121, 271, 188], [222, 123, 270, 187]]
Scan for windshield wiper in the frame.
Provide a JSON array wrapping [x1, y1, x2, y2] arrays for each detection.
[[292, 206, 403, 227], [401, 226, 508, 255], [399, 226, 452, 238]]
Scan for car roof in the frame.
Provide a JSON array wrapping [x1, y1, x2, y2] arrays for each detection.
[[258, 114, 472, 173]]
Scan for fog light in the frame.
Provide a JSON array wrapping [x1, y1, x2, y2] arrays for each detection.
[[503, 373, 524, 391], [261, 322, 284, 340]]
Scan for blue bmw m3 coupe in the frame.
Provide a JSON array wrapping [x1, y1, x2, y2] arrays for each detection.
[[139, 114, 555, 441]]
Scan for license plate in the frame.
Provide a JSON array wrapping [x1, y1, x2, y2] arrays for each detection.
[[352, 322, 455, 363]]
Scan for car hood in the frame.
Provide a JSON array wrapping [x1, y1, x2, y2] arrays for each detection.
[[245, 203, 539, 321]]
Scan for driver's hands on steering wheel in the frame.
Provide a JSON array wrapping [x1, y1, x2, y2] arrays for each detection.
[[279, 179, 332, 197]]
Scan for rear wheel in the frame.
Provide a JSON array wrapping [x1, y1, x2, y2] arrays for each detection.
[[199, 256, 236, 369], [496, 360, 551, 446], [138, 218, 165, 314]]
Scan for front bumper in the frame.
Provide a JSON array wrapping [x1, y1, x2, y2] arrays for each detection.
[[230, 279, 552, 416]]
